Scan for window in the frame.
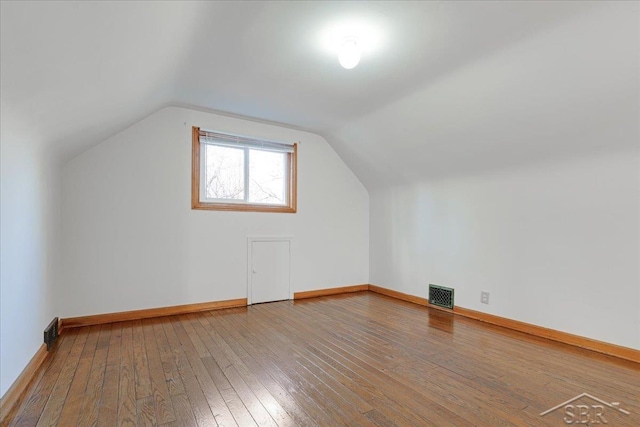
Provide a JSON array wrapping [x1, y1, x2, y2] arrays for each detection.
[[191, 127, 297, 213]]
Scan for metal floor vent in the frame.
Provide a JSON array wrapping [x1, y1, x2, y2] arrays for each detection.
[[429, 284, 454, 309], [44, 317, 59, 351]]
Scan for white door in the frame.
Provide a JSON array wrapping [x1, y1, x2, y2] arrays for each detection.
[[249, 239, 290, 304]]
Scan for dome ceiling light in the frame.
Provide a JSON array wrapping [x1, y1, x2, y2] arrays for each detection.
[[320, 17, 384, 71], [338, 36, 361, 69]]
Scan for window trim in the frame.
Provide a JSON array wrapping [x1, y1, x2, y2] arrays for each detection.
[[191, 126, 297, 213]]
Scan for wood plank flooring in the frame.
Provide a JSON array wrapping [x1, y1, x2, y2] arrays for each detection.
[[7, 292, 640, 426]]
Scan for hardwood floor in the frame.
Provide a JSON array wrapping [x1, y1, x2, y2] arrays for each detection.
[[7, 292, 640, 426]]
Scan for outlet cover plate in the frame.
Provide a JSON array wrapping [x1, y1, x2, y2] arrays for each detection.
[[481, 291, 490, 305]]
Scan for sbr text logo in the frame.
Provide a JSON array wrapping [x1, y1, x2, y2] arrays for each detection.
[[563, 404, 607, 424]]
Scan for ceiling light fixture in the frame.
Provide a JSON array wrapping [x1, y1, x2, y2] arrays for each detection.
[[320, 17, 385, 70], [338, 36, 361, 69]]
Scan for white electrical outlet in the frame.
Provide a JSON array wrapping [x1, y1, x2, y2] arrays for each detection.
[[481, 291, 490, 304]]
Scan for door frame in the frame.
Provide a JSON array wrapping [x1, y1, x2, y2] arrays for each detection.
[[247, 236, 293, 305]]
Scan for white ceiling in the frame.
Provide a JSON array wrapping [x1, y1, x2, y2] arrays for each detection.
[[1, 1, 637, 187]]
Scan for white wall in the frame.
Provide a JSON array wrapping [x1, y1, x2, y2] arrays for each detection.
[[370, 147, 640, 350], [61, 106, 369, 317], [0, 128, 61, 397]]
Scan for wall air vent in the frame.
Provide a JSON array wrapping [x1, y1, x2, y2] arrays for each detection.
[[44, 317, 59, 351], [429, 284, 454, 309]]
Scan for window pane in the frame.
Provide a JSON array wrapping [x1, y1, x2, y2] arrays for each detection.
[[248, 149, 285, 204], [204, 145, 245, 200]]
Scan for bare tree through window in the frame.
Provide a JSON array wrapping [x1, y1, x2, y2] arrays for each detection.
[[204, 145, 245, 200], [249, 150, 284, 204], [204, 146, 285, 204]]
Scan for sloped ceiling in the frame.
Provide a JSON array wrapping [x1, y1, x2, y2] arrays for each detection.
[[1, 1, 637, 187]]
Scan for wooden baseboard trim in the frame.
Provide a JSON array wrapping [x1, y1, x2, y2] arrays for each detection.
[[60, 298, 248, 329], [0, 344, 48, 425], [368, 285, 429, 306], [293, 284, 369, 300], [367, 284, 639, 364], [453, 306, 640, 364]]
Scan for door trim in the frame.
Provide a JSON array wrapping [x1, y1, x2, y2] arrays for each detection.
[[247, 236, 293, 305]]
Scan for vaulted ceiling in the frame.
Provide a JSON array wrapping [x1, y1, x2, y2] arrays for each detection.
[[1, 1, 637, 188]]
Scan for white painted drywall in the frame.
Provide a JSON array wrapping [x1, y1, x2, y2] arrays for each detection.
[[328, 2, 638, 189], [0, 128, 61, 397], [1, 1, 595, 163], [370, 147, 640, 350], [60, 106, 369, 318]]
